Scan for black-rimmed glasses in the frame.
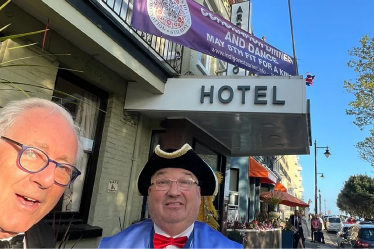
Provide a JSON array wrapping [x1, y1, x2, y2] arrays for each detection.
[[150, 177, 199, 191], [0, 136, 81, 186]]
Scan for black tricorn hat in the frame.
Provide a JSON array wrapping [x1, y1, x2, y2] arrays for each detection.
[[137, 144, 217, 196]]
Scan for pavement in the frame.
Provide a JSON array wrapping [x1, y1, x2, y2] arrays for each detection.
[[303, 230, 338, 249]]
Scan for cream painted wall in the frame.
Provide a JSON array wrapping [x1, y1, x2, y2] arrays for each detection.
[[0, 39, 58, 107]]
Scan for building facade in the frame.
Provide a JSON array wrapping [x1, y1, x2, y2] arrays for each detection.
[[0, 0, 310, 247]]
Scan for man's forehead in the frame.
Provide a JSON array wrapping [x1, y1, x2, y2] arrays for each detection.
[[153, 168, 196, 177]]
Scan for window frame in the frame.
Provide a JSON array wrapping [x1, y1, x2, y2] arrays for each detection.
[[44, 70, 108, 224]]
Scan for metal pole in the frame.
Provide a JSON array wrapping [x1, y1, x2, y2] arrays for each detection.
[[287, 0, 298, 75], [314, 140, 318, 215], [324, 199, 326, 215], [319, 192, 321, 215]]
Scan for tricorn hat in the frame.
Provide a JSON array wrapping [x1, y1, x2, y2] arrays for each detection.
[[137, 144, 217, 196]]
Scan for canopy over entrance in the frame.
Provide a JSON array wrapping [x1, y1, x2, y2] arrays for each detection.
[[125, 76, 311, 156], [260, 190, 309, 207]]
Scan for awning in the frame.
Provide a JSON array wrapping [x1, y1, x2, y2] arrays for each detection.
[[124, 76, 311, 156], [248, 157, 277, 184], [274, 182, 287, 192], [260, 190, 309, 207]]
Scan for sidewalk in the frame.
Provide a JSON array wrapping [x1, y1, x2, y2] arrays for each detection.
[[304, 230, 337, 248]]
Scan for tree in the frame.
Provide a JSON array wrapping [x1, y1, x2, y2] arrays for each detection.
[[336, 175, 374, 217], [344, 35, 374, 166]]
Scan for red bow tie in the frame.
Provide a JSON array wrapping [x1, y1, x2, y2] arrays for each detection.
[[153, 233, 188, 248]]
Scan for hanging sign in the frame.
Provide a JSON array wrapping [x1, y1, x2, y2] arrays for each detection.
[[132, 0, 296, 76]]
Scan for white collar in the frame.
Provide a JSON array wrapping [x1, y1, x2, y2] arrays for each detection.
[[0, 233, 24, 241], [154, 223, 194, 238]]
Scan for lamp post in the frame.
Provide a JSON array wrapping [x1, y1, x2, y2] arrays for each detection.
[[319, 190, 321, 215], [314, 139, 330, 215]]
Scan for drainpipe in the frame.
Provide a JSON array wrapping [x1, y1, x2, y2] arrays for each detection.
[[122, 113, 143, 229]]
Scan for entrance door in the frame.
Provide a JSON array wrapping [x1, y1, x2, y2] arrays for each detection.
[[193, 140, 226, 230]]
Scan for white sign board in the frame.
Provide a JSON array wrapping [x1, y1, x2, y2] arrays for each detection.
[[125, 76, 306, 115], [227, 1, 252, 76], [107, 180, 119, 193]]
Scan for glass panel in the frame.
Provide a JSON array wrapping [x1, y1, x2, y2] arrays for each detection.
[[194, 142, 218, 171], [52, 77, 101, 212], [229, 169, 238, 191], [329, 218, 341, 223], [361, 229, 374, 241]]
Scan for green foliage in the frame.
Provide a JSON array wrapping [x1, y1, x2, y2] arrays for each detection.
[[226, 231, 243, 244], [262, 192, 283, 209], [344, 35, 374, 166], [336, 174, 374, 217]]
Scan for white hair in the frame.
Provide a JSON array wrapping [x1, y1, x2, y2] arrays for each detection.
[[0, 98, 83, 164]]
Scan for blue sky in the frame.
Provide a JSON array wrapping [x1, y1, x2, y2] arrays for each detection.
[[250, 0, 374, 215]]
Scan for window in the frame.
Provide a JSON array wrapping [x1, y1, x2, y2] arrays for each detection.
[[329, 218, 341, 223], [194, 142, 218, 171], [49, 70, 107, 223], [229, 169, 239, 192], [360, 229, 374, 241], [197, 53, 211, 75]]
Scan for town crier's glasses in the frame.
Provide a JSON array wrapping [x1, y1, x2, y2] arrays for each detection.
[[0, 136, 81, 186], [151, 177, 199, 191]]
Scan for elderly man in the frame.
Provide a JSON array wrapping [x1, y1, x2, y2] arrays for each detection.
[[0, 98, 82, 248], [289, 210, 302, 248], [100, 144, 242, 248]]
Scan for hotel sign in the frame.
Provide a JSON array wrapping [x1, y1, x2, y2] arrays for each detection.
[[200, 85, 285, 105], [124, 76, 306, 115]]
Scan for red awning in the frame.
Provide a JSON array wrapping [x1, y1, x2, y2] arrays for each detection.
[[260, 190, 309, 207], [274, 182, 287, 192], [248, 157, 277, 184]]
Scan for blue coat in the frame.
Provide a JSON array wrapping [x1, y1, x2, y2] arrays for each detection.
[[99, 219, 243, 248]]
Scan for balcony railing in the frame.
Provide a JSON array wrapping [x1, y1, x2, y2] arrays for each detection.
[[90, 0, 184, 74], [253, 156, 266, 166]]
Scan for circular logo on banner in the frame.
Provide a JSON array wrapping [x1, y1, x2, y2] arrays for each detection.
[[147, 0, 192, 37]]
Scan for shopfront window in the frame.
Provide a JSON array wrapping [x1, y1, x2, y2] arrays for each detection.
[[194, 142, 218, 171], [50, 71, 107, 221]]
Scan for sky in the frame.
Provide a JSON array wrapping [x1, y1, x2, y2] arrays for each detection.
[[250, 0, 374, 215]]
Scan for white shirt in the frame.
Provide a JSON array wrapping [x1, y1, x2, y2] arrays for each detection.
[[0, 233, 26, 249], [154, 223, 194, 249]]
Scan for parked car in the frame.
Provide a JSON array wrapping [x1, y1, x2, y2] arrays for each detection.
[[345, 218, 357, 224], [323, 215, 331, 229], [337, 224, 354, 248], [346, 223, 374, 248], [326, 216, 343, 232]]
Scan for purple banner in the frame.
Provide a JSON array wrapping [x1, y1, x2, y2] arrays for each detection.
[[132, 0, 296, 76]]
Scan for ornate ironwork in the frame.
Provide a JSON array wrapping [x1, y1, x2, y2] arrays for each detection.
[[91, 0, 184, 74]]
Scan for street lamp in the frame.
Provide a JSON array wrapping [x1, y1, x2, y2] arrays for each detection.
[[317, 173, 325, 180], [314, 140, 330, 215]]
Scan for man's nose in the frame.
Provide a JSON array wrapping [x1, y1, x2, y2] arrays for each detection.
[[168, 181, 181, 195], [29, 162, 56, 188]]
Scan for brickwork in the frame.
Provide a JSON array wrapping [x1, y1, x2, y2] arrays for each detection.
[[0, 39, 59, 107], [88, 94, 153, 238], [127, 115, 152, 225]]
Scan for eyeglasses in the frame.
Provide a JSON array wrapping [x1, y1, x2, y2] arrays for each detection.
[[0, 136, 81, 186], [150, 177, 199, 191]]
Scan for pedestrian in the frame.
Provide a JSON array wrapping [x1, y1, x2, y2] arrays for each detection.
[[99, 144, 243, 248], [316, 214, 325, 244], [311, 215, 318, 242], [299, 211, 311, 248], [289, 210, 304, 248], [0, 98, 82, 248]]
